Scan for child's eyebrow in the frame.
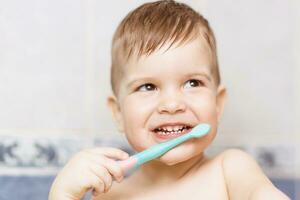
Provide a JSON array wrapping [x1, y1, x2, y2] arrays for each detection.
[[126, 77, 153, 88], [126, 72, 212, 88], [185, 72, 212, 82]]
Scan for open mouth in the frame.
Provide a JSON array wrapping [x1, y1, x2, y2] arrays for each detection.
[[152, 124, 193, 140]]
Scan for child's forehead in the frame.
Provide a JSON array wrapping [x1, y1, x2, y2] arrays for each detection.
[[123, 37, 213, 75], [113, 36, 219, 96]]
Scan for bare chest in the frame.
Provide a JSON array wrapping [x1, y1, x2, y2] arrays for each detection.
[[98, 164, 229, 200], [129, 171, 228, 200]]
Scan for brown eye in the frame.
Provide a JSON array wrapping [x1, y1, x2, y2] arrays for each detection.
[[183, 79, 204, 89], [137, 83, 157, 92]]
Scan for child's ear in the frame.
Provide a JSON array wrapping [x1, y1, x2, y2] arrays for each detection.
[[216, 85, 227, 123], [107, 95, 124, 133]]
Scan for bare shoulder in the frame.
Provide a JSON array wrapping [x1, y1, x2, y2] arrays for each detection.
[[220, 148, 269, 181], [220, 148, 258, 167], [219, 148, 290, 200]]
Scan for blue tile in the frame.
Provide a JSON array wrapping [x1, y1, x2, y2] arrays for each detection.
[[271, 178, 297, 200], [0, 176, 297, 200], [0, 176, 92, 200], [0, 176, 55, 200]]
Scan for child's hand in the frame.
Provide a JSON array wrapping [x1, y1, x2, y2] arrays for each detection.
[[48, 147, 129, 200]]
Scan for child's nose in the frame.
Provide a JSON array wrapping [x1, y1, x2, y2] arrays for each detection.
[[157, 93, 186, 114]]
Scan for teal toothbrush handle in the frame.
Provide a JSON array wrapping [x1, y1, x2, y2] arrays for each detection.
[[118, 123, 210, 173], [132, 123, 210, 167], [133, 133, 190, 166]]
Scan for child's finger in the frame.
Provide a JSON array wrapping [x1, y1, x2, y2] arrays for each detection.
[[85, 147, 129, 159], [92, 156, 125, 182], [90, 175, 105, 195], [89, 164, 113, 193]]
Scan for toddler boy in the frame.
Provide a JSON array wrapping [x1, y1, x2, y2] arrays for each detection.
[[49, 1, 289, 199]]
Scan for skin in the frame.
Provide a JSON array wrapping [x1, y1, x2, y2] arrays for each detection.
[[108, 36, 225, 175], [48, 37, 290, 200]]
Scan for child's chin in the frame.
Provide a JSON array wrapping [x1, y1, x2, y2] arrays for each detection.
[[158, 150, 191, 166], [158, 157, 181, 166]]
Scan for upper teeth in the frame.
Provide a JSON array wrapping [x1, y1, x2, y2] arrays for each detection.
[[156, 125, 188, 132]]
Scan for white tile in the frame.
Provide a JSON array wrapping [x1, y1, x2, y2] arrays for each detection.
[[203, 0, 296, 138], [0, 0, 86, 129]]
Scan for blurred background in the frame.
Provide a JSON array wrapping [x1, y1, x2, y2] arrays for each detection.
[[0, 0, 299, 199]]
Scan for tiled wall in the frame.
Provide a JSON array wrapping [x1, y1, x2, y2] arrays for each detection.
[[0, 0, 299, 199], [0, 134, 298, 199]]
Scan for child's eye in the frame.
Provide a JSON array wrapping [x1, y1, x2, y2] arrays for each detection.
[[183, 79, 204, 89], [136, 83, 157, 92]]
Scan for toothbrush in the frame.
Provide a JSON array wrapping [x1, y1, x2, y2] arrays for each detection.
[[118, 123, 210, 173]]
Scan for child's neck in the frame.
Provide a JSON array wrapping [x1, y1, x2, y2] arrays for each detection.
[[137, 152, 206, 186]]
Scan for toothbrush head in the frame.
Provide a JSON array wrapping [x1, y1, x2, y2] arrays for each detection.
[[189, 123, 210, 138]]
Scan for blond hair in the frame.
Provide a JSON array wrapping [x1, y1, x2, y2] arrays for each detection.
[[111, 0, 220, 95]]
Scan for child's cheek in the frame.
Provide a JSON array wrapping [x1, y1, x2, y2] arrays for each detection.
[[121, 95, 156, 149], [122, 94, 156, 121], [188, 93, 218, 117]]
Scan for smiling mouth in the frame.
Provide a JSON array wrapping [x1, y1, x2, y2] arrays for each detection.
[[152, 124, 193, 140]]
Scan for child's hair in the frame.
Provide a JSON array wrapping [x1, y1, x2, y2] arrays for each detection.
[[111, 0, 220, 95]]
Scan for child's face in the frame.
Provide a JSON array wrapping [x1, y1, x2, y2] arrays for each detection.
[[108, 37, 226, 165]]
